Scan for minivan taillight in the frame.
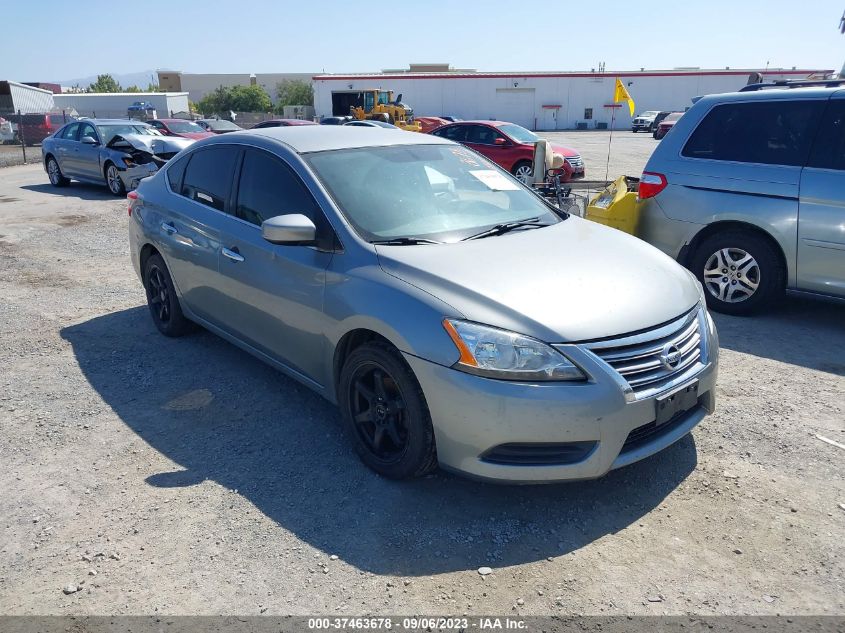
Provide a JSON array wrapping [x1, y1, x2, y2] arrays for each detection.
[[638, 172, 668, 199]]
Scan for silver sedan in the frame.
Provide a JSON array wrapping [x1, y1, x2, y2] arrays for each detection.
[[42, 119, 193, 195], [128, 126, 718, 483]]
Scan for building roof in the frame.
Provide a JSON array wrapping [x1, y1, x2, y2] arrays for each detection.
[[313, 68, 833, 81], [54, 92, 189, 98]]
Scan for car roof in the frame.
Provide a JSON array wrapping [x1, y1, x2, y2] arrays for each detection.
[[202, 125, 453, 153], [75, 119, 152, 125], [695, 86, 845, 108], [445, 120, 510, 127]]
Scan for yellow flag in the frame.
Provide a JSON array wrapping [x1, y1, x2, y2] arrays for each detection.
[[614, 78, 635, 116]]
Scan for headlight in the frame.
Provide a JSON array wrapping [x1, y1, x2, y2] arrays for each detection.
[[442, 319, 585, 381], [122, 156, 136, 168]]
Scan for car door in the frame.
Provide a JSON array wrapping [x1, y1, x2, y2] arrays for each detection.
[[75, 122, 103, 181], [54, 122, 80, 176], [213, 147, 335, 384], [798, 95, 845, 297], [155, 145, 239, 325]]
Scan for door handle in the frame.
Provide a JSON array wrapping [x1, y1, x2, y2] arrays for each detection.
[[161, 222, 177, 235], [222, 247, 244, 262]]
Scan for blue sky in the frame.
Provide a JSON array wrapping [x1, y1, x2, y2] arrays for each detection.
[[1, 0, 843, 81]]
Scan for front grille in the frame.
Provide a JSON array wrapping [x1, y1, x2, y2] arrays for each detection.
[[565, 154, 584, 168], [481, 441, 596, 466], [583, 308, 704, 398]]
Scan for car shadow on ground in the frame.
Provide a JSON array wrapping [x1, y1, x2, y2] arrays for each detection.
[[20, 183, 116, 201], [61, 306, 697, 576], [712, 295, 845, 376]]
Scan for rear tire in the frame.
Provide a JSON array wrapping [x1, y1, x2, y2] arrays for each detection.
[[339, 341, 437, 479], [143, 254, 192, 337], [46, 157, 69, 187], [689, 230, 784, 315]]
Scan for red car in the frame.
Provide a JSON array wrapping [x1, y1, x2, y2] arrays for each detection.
[[415, 116, 449, 133], [147, 119, 214, 140], [653, 112, 684, 140], [251, 119, 317, 129], [429, 121, 584, 182]]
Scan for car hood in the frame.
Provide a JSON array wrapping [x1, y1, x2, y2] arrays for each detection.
[[375, 216, 699, 343], [550, 143, 578, 158], [177, 131, 215, 140], [106, 134, 194, 155]]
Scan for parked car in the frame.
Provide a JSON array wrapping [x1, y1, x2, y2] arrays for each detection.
[[631, 110, 662, 133], [148, 119, 214, 140], [415, 116, 450, 133], [0, 117, 16, 144], [196, 118, 243, 134], [320, 116, 353, 125], [440, 116, 462, 122], [342, 120, 399, 129], [128, 101, 155, 113], [653, 112, 683, 139], [128, 126, 718, 482], [638, 83, 845, 315], [251, 119, 318, 129], [42, 119, 193, 195], [429, 120, 584, 183], [18, 113, 74, 146]]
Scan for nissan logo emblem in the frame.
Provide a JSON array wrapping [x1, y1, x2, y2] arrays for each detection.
[[660, 343, 683, 370]]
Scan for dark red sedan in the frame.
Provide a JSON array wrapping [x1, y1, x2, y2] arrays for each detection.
[[653, 112, 684, 140], [429, 121, 584, 182], [147, 119, 214, 140]]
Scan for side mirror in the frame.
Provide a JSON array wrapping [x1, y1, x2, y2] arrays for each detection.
[[261, 214, 316, 245], [494, 137, 508, 146], [81, 136, 99, 145]]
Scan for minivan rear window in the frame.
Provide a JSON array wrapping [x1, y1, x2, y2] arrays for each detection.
[[681, 100, 823, 167]]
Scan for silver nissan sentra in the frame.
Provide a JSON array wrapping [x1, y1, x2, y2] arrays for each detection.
[[128, 126, 719, 483]]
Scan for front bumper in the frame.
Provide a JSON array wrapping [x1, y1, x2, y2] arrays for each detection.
[[404, 312, 718, 483], [118, 162, 159, 191]]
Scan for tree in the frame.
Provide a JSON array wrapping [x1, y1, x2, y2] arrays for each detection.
[[147, 83, 160, 92], [124, 85, 142, 93], [197, 84, 272, 115], [275, 79, 314, 112], [87, 74, 122, 93]]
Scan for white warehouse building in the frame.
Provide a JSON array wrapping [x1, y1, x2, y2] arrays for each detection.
[[313, 67, 832, 130], [52, 92, 190, 118]]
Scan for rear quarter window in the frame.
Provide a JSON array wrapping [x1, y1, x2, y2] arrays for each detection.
[[166, 153, 190, 191], [179, 146, 239, 212], [681, 100, 824, 167]]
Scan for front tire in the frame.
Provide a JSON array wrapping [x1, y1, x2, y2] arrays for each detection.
[[690, 230, 784, 315], [143, 254, 192, 337], [512, 160, 533, 184], [46, 157, 69, 187], [339, 342, 437, 479], [105, 162, 126, 196]]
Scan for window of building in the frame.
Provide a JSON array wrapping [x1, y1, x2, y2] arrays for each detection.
[[584, 108, 593, 120]]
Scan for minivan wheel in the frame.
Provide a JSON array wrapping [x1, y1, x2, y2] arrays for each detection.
[[143, 254, 192, 337], [46, 157, 69, 187], [690, 231, 784, 315], [339, 342, 437, 479], [105, 163, 126, 196], [512, 161, 533, 184]]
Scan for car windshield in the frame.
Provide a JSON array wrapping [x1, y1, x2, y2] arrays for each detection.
[[306, 144, 560, 243], [206, 120, 239, 130], [96, 124, 158, 143], [165, 121, 204, 133], [496, 123, 539, 144], [638, 111, 659, 117], [665, 113, 683, 122]]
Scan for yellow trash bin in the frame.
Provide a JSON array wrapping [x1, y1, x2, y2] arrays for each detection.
[[585, 176, 641, 236]]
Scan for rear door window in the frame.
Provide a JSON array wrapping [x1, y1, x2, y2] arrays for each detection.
[[681, 100, 824, 166], [180, 146, 239, 212], [61, 123, 80, 140], [432, 125, 467, 142], [807, 100, 845, 171]]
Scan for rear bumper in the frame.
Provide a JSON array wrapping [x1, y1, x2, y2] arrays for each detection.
[[403, 316, 718, 483]]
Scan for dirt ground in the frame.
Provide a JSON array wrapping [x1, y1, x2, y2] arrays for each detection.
[[0, 145, 843, 616]]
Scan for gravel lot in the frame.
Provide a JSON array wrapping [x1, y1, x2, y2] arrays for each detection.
[[0, 135, 843, 617]]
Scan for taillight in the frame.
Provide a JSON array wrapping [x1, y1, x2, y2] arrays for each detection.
[[127, 190, 139, 216], [638, 171, 668, 200]]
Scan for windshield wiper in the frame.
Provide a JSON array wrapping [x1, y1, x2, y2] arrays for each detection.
[[371, 237, 442, 245], [461, 217, 547, 241]]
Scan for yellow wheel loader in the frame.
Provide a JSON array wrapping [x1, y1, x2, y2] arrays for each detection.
[[349, 90, 422, 132]]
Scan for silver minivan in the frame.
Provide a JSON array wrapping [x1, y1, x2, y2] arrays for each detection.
[[129, 126, 718, 483], [638, 83, 845, 315]]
